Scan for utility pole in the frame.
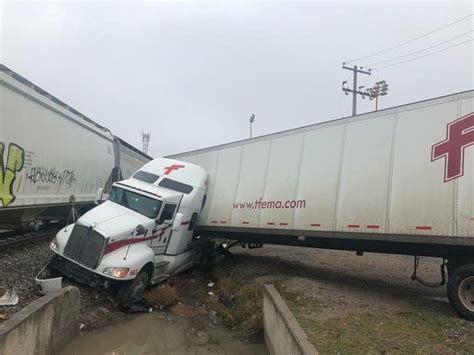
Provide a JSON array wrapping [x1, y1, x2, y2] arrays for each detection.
[[249, 113, 255, 138], [342, 64, 371, 116], [142, 131, 150, 154]]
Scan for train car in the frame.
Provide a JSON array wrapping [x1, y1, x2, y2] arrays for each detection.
[[115, 137, 151, 180], [0, 65, 151, 229]]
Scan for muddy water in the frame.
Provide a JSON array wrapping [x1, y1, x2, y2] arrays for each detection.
[[59, 312, 268, 355]]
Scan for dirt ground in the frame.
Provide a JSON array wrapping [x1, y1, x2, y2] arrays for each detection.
[[211, 244, 474, 354], [2, 238, 474, 353]]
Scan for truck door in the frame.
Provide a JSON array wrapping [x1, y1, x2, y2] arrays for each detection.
[[150, 202, 177, 255]]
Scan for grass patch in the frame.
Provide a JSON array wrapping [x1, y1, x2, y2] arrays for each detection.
[[206, 258, 286, 338], [145, 283, 179, 309], [204, 255, 474, 353], [283, 296, 474, 354]]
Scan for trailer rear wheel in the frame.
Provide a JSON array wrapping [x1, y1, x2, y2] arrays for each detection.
[[447, 264, 474, 321], [117, 272, 149, 307]]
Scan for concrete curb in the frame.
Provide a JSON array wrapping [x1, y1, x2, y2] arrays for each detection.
[[0, 286, 80, 355], [263, 284, 318, 355]]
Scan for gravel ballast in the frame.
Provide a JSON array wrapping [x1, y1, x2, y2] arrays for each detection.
[[0, 236, 124, 328]]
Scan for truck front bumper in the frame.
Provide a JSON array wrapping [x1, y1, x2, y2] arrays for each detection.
[[50, 254, 110, 288]]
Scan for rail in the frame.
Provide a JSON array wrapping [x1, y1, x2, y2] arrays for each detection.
[[0, 223, 61, 249]]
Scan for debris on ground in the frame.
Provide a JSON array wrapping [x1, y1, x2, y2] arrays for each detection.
[[0, 314, 8, 320], [0, 290, 19, 306], [170, 303, 208, 318]]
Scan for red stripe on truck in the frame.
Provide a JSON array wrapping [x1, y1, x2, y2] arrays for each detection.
[[104, 235, 154, 254], [242, 221, 250, 224], [211, 221, 218, 224], [416, 226, 432, 230], [104, 221, 191, 255], [366, 225, 380, 229], [220, 221, 227, 224], [279, 223, 288, 226], [310, 223, 321, 227], [267, 222, 275, 225], [348, 224, 360, 228]]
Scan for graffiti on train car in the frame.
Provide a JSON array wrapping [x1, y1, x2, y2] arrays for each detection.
[[26, 166, 76, 187], [0, 143, 25, 207]]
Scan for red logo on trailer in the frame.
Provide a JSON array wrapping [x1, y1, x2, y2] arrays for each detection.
[[431, 113, 474, 182], [164, 164, 185, 175]]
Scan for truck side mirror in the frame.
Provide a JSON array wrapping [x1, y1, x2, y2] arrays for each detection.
[[94, 188, 104, 205], [171, 213, 184, 231], [135, 224, 146, 235]]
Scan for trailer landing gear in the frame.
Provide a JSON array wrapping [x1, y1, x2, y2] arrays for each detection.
[[447, 264, 474, 321]]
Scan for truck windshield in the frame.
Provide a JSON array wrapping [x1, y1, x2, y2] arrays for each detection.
[[109, 186, 162, 219]]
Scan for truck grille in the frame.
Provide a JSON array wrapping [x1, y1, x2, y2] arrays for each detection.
[[64, 225, 105, 270]]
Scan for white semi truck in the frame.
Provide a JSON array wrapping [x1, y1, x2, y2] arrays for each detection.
[[50, 90, 473, 319], [50, 158, 209, 305]]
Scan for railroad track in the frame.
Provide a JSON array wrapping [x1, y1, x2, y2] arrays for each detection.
[[0, 223, 62, 249]]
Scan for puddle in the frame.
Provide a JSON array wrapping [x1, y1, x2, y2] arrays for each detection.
[[59, 312, 268, 355]]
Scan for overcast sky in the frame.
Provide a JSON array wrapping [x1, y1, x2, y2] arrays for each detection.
[[1, 0, 473, 157]]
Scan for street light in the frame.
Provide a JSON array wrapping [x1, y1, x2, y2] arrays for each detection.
[[366, 80, 389, 111], [249, 113, 255, 138]]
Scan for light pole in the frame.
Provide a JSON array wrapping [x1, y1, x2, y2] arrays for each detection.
[[142, 131, 150, 154], [249, 114, 255, 138], [366, 81, 389, 111]]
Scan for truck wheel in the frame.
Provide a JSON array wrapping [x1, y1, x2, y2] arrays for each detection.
[[447, 264, 474, 321], [117, 272, 149, 307]]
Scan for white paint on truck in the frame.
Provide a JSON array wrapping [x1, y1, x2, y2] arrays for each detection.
[[50, 158, 208, 304], [169, 91, 473, 243]]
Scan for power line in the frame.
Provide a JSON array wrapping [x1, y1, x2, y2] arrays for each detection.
[[345, 14, 473, 64], [374, 39, 473, 69], [364, 30, 473, 67]]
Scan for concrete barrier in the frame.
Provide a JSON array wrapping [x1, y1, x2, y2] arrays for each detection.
[[263, 284, 318, 355], [0, 286, 80, 355]]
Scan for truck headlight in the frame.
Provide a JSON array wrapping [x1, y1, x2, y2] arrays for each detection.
[[103, 267, 130, 278], [50, 237, 59, 252]]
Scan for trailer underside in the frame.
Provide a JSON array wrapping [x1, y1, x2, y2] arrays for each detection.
[[196, 226, 474, 259]]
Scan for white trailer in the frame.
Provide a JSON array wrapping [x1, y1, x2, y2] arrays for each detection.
[[0, 65, 150, 228], [169, 90, 474, 319]]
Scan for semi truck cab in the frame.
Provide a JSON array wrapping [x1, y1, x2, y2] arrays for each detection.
[[49, 158, 208, 305]]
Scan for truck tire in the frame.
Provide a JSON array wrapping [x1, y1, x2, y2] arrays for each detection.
[[447, 264, 474, 321], [117, 272, 149, 307]]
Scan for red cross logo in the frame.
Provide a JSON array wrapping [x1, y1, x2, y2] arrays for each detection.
[[431, 113, 474, 182], [163, 164, 185, 175]]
